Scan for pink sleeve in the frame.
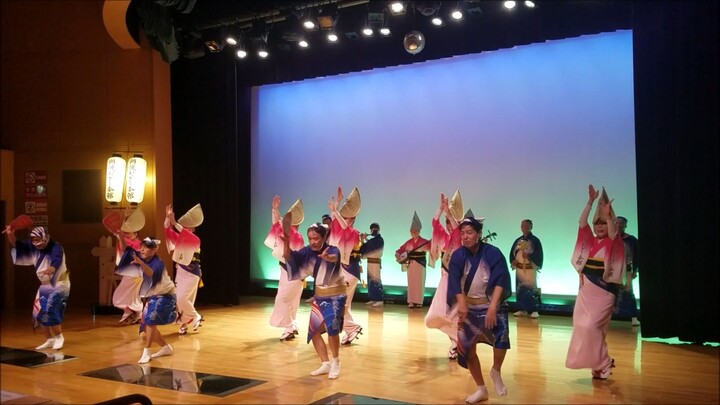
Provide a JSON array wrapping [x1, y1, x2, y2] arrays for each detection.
[[290, 228, 305, 251], [571, 225, 594, 273], [164, 226, 180, 254], [429, 218, 449, 267], [603, 235, 626, 284]]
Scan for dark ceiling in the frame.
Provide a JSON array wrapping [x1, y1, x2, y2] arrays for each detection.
[[129, 0, 635, 85]]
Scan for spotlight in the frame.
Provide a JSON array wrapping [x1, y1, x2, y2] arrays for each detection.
[[379, 27, 391, 36], [524, 0, 536, 8], [431, 17, 443, 26], [450, 9, 463, 20], [504, 1, 517, 10], [362, 27, 373, 36], [236, 49, 247, 59], [258, 49, 269, 58], [389, 2, 405, 15], [328, 32, 339, 42], [403, 30, 425, 54], [298, 40, 309, 48]]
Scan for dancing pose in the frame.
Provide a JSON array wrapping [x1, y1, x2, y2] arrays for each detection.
[[328, 186, 364, 345], [165, 203, 204, 335], [112, 208, 145, 325], [6, 226, 70, 350], [427, 191, 463, 359], [448, 216, 512, 403], [116, 236, 177, 364], [265, 195, 306, 340], [282, 220, 345, 379], [566, 185, 626, 380]]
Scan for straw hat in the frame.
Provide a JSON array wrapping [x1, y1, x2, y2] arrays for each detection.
[[448, 190, 464, 222], [339, 187, 361, 218], [286, 198, 304, 226], [120, 208, 145, 233], [178, 203, 204, 228]]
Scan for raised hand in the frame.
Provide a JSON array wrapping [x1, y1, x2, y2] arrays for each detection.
[[165, 204, 174, 218], [272, 195, 280, 211], [588, 184, 599, 202], [336, 185, 344, 204]]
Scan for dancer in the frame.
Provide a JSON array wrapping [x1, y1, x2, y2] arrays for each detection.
[[165, 203, 203, 335], [116, 236, 177, 364], [5, 226, 70, 350], [448, 216, 512, 403], [328, 186, 364, 345], [427, 191, 463, 359], [265, 195, 306, 340], [566, 185, 625, 380], [395, 211, 430, 308], [112, 207, 145, 325], [281, 219, 345, 379]]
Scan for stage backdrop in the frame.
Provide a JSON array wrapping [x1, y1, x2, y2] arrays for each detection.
[[249, 30, 637, 298]]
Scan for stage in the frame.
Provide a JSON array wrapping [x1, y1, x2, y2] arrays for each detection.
[[1, 296, 718, 404]]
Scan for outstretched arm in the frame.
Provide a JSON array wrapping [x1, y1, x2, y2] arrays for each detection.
[[271, 195, 281, 224], [579, 184, 598, 226]]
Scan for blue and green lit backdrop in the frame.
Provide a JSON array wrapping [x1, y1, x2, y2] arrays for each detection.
[[250, 30, 638, 298]]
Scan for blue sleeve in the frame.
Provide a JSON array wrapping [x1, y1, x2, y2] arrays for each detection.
[[360, 236, 384, 255], [148, 256, 165, 286], [286, 246, 311, 281], [446, 248, 466, 307], [530, 235, 544, 268], [12, 240, 35, 265], [486, 246, 512, 301], [49, 242, 64, 269]]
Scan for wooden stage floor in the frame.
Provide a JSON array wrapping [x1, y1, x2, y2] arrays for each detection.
[[1, 296, 718, 404]]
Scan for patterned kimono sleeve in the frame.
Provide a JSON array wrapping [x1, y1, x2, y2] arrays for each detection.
[[485, 246, 512, 302], [571, 225, 594, 273], [429, 218, 449, 268], [509, 237, 520, 265], [285, 247, 314, 281], [140, 256, 166, 296], [603, 236, 626, 284], [11, 240, 36, 266], [115, 247, 143, 278], [446, 248, 467, 307], [164, 223, 180, 254]]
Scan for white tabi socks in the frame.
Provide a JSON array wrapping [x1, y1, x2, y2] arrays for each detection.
[[490, 368, 508, 396], [465, 385, 489, 403], [310, 361, 331, 376]]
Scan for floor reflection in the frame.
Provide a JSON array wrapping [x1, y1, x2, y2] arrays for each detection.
[[80, 364, 265, 397], [311, 392, 412, 404], [0, 346, 77, 368]]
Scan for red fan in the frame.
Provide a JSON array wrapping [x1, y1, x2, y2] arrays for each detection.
[[2, 215, 33, 234], [102, 211, 124, 234]]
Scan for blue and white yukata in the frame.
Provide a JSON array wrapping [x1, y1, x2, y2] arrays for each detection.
[[448, 243, 512, 369], [284, 243, 346, 343], [116, 247, 177, 332], [11, 239, 70, 328]]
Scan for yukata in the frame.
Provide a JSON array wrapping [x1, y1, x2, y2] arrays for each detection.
[[264, 221, 305, 330], [566, 213, 625, 375], [396, 237, 430, 306], [426, 218, 461, 340], [509, 233, 544, 314], [329, 217, 362, 334], [116, 247, 177, 330], [165, 221, 202, 325], [615, 234, 639, 318], [112, 237, 143, 316], [284, 243, 346, 343], [359, 233, 385, 302], [447, 243, 512, 369], [11, 239, 70, 328]]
